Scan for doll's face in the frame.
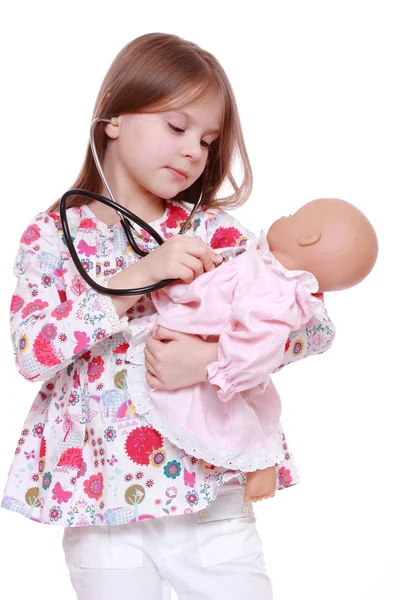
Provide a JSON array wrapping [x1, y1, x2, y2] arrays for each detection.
[[267, 201, 328, 254]]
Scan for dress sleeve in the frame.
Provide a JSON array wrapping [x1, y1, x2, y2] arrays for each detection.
[[206, 270, 315, 402], [10, 212, 129, 382], [272, 292, 336, 372]]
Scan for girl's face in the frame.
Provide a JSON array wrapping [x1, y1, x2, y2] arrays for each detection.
[[105, 93, 222, 201]]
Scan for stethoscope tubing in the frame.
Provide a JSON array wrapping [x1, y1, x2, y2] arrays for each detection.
[[60, 189, 178, 296]]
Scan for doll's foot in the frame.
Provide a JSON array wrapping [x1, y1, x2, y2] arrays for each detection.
[[244, 493, 275, 503]]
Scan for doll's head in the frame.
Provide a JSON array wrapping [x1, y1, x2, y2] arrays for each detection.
[[266, 198, 378, 292]]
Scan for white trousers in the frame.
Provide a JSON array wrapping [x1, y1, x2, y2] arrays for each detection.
[[62, 487, 273, 599]]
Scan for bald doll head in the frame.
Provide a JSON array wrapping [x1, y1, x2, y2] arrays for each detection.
[[267, 198, 378, 292]]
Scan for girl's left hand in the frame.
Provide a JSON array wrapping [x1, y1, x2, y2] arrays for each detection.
[[144, 326, 218, 390]]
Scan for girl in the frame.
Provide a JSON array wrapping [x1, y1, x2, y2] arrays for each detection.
[[2, 33, 333, 599]]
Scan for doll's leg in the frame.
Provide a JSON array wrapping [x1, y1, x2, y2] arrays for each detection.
[[244, 466, 277, 502], [62, 522, 171, 600]]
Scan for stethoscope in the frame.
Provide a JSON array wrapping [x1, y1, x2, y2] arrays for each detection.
[[60, 116, 244, 296]]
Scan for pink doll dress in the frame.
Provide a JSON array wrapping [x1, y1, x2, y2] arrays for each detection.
[[122, 233, 328, 472]]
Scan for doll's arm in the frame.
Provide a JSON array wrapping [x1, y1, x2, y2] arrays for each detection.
[[205, 276, 312, 402]]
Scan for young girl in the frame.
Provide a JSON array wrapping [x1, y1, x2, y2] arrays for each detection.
[[2, 33, 333, 599]]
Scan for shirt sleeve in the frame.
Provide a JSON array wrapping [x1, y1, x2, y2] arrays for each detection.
[[272, 292, 336, 372], [206, 270, 316, 402], [10, 212, 129, 382]]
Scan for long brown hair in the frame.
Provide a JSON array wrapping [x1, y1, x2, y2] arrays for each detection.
[[48, 33, 252, 213]]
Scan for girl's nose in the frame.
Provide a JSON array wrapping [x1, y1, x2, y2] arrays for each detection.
[[181, 139, 203, 161]]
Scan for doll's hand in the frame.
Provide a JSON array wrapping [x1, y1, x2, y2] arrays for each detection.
[[244, 466, 277, 503], [145, 326, 218, 390]]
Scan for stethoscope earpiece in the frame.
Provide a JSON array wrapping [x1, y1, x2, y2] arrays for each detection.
[[110, 116, 119, 126]]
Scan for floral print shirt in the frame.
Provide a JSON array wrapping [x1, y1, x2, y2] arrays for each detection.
[[1, 200, 335, 527]]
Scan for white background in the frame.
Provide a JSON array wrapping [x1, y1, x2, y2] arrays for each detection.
[[0, 1, 398, 599]]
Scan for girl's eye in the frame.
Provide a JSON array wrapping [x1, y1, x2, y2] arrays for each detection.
[[168, 123, 184, 133], [168, 123, 212, 149]]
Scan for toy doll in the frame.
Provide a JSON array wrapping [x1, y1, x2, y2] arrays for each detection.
[[122, 198, 378, 502]]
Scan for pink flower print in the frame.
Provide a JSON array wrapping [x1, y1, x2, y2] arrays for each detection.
[[93, 328, 106, 341], [10, 294, 24, 314], [164, 204, 189, 229], [210, 226, 243, 249], [185, 490, 199, 506], [51, 300, 73, 321], [278, 466, 293, 488], [41, 273, 54, 288], [309, 332, 324, 351], [116, 256, 126, 269], [21, 299, 49, 319], [33, 335, 61, 367], [73, 331, 90, 355], [21, 223, 41, 245], [77, 240, 96, 257], [40, 323, 57, 341], [51, 482, 73, 504], [57, 447, 83, 469], [113, 343, 129, 354], [32, 423, 44, 438], [49, 506, 63, 522], [81, 258, 94, 272], [79, 218, 97, 229], [87, 356, 105, 382], [83, 472, 104, 501]]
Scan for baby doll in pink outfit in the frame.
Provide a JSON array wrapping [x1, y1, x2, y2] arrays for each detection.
[[123, 198, 378, 503]]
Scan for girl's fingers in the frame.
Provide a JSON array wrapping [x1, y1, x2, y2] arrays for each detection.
[[152, 326, 182, 342], [180, 238, 222, 271], [145, 371, 160, 388], [144, 350, 156, 373], [180, 254, 206, 280]]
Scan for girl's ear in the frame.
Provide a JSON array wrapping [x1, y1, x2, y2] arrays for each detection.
[[104, 117, 120, 139], [297, 230, 321, 246]]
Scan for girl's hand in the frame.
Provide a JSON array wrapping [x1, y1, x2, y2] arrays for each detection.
[[144, 326, 218, 389], [138, 235, 222, 285]]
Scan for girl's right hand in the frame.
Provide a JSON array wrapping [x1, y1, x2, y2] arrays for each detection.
[[138, 235, 223, 284]]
